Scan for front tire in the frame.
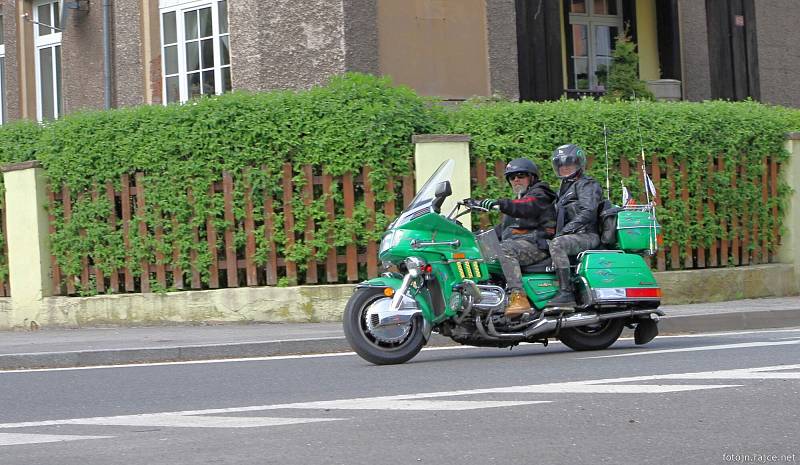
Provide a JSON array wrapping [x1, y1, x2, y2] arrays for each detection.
[[343, 287, 426, 365], [558, 318, 625, 351]]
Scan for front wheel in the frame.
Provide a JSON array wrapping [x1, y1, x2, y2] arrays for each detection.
[[558, 318, 625, 351], [343, 287, 426, 365]]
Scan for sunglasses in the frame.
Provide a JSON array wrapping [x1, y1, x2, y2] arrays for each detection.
[[508, 173, 530, 180]]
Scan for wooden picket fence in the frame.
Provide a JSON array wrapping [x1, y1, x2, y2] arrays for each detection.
[[45, 155, 783, 296], [47, 164, 416, 295]]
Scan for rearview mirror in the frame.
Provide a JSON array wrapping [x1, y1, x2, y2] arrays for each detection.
[[432, 181, 452, 212]]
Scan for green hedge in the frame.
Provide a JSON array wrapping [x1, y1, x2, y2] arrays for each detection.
[[0, 73, 797, 290]]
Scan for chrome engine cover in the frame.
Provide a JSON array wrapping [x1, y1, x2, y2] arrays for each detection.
[[473, 285, 506, 310]]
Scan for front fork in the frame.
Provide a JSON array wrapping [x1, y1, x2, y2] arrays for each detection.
[[361, 274, 434, 341]]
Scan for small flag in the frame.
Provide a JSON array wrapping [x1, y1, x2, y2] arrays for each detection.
[[621, 183, 632, 206], [644, 172, 658, 199]]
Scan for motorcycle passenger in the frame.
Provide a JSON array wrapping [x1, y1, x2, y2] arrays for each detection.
[[475, 158, 557, 318], [547, 144, 603, 309]]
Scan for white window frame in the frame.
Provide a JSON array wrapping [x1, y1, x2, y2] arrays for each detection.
[[159, 0, 231, 104], [568, 0, 623, 91], [33, 0, 63, 121]]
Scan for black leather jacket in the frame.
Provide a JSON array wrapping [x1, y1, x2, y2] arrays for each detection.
[[494, 180, 557, 245], [555, 175, 603, 236]]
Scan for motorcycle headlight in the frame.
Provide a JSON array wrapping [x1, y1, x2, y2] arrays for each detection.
[[379, 230, 404, 255], [379, 231, 395, 254], [405, 256, 428, 278]]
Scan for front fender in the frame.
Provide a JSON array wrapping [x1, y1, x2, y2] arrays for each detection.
[[355, 277, 436, 325]]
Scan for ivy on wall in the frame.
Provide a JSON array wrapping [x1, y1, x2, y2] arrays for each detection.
[[0, 73, 797, 291]]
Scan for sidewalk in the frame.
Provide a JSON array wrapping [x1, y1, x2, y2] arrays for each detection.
[[1, 296, 798, 370]]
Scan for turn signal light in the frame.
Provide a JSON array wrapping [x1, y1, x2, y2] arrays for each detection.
[[625, 288, 662, 298], [424, 265, 433, 273], [384, 287, 395, 297]]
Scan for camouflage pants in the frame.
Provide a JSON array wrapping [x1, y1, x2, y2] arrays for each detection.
[[547, 233, 600, 269], [499, 239, 549, 290]]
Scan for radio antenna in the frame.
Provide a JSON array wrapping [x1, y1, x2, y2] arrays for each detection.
[[602, 123, 611, 199]]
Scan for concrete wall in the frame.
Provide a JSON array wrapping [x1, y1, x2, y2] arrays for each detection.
[[754, 0, 800, 108], [40, 285, 354, 327], [229, 0, 346, 92], [657, 264, 798, 305], [778, 133, 800, 290], [677, 0, 711, 101]]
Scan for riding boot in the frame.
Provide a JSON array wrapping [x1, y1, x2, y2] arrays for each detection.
[[546, 268, 576, 310], [505, 289, 532, 318]]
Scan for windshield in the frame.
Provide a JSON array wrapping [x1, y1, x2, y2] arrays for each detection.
[[405, 159, 455, 211]]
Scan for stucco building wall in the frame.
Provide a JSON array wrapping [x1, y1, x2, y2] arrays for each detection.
[[229, 0, 346, 92], [61, 6, 105, 113], [2, 1, 22, 120], [677, 0, 711, 102], [754, 0, 800, 108], [485, 0, 519, 100]]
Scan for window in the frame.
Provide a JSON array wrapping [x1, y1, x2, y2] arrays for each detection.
[[160, 0, 231, 104], [567, 0, 623, 91], [33, 0, 63, 121], [0, 14, 6, 123]]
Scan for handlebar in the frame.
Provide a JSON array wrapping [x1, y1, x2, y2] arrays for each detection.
[[460, 199, 491, 212]]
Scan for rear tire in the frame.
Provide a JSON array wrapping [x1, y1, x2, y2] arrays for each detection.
[[558, 318, 624, 351], [343, 287, 426, 365]]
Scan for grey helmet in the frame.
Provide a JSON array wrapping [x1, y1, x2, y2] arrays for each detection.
[[551, 144, 587, 180], [504, 158, 540, 183]]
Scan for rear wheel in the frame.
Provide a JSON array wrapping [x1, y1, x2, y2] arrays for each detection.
[[343, 287, 426, 365], [558, 318, 624, 351]]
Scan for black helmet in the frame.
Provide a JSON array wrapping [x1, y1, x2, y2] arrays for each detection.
[[504, 158, 540, 183], [551, 144, 587, 180]]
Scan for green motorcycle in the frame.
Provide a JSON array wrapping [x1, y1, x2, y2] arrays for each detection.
[[343, 160, 663, 365]]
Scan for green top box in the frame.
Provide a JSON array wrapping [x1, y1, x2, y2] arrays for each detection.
[[617, 210, 660, 252]]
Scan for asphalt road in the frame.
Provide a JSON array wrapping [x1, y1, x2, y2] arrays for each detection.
[[1, 328, 799, 465]]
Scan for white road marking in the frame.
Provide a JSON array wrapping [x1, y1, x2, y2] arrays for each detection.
[[71, 414, 342, 428], [261, 399, 549, 411], [2, 328, 800, 375], [0, 433, 112, 446], [488, 383, 738, 394], [561, 364, 800, 385], [579, 339, 800, 359], [2, 363, 798, 433]]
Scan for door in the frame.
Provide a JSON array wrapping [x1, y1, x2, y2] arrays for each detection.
[[706, 0, 760, 100], [515, 0, 564, 101]]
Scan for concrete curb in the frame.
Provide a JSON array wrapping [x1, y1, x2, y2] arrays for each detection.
[[1, 310, 799, 370]]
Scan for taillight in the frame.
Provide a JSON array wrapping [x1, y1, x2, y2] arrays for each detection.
[[626, 288, 662, 298]]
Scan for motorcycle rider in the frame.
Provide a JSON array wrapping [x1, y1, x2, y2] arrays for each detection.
[[474, 158, 557, 318], [547, 144, 603, 309]]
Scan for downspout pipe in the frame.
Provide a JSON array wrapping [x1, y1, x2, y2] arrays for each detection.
[[103, 0, 112, 110]]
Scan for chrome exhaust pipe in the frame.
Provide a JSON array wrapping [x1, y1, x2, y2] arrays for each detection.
[[476, 308, 664, 341], [522, 308, 662, 339], [523, 312, 599, 338]]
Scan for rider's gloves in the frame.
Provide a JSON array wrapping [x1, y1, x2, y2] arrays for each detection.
[[479, 199, 498, 210]]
